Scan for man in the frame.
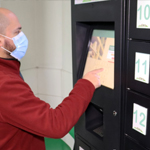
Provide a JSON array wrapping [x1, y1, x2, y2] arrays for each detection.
[[0, 8, 103, 150]]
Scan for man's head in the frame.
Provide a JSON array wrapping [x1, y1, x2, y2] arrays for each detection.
[[0, 11, 10, 35], [0, 8, 22, 59]]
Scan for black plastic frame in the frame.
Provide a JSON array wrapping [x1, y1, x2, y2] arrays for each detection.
[[75, 136, 91, 150], [71, 0, 125, 150], [125, 90, 150, 149], [85, 103, 104, 139], [127, 40, 150, 97], [125, 136, 148, 150]]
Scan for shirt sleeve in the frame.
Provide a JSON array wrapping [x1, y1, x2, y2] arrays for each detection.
[[0, 74, 95, 138]]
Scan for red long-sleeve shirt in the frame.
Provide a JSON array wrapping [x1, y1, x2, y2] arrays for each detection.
[[0, 58, 95, 150]]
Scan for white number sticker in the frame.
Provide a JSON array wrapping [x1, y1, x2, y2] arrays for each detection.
[[79, 146, 84, 150], [132, 103, 148, 135], [75, 0, 109, 5], [137, 0, 150, 29], [134, 52, 149, 84]]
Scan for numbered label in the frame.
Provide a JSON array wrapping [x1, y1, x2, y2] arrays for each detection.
[[75, 0, 109, 5], [79, 146, 84, 150], [137, 0, 150, 29], [134, 52, 149, 84], [132, 103, 148, 135]]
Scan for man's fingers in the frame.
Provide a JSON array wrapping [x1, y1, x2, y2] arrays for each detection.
[[95, 74, 101, 86], [83, 68, 104, 89], [91, 68, 104, 74]]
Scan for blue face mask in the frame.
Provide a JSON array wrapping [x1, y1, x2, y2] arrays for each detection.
[[0, 31, 28, 61]]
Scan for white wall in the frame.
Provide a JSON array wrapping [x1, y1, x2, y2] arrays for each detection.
[[1, 0, 73, 149], [1, 0, 38, 93], [1, 0, 72, 107]]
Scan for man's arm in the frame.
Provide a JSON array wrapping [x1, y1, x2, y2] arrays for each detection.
[[0, 69, 103, 138]]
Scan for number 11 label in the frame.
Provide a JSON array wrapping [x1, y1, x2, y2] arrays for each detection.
[[135, 52, 149, 84], [132, 103, 148, 135], [137, 0, 150, 29]]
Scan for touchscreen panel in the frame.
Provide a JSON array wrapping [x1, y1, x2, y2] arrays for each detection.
[[83, 29, 115, 89]]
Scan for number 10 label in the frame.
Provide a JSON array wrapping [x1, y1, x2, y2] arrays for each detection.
[[135, 52, 149, 84], [132, 103, 148, 135], [137, 0, 150, 29]]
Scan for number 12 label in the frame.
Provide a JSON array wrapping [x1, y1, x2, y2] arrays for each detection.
[[137, 0, 150, 29], [135, 52, 149, 84], [132, 103, 148, 135]]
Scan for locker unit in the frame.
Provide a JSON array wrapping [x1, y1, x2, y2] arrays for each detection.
[[71, 0, 150, 150], [125, 91, 150, 148], [127, 41, 150, 96], [124, 0, 150, 149], [71, 0, 126, 149], [125, 137, 148, 150]]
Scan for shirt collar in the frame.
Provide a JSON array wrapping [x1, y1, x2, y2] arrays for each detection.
[[0, 57, 20, 75]]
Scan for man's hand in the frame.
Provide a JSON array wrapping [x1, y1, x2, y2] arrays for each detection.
[[83, 68, 104, 89]]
